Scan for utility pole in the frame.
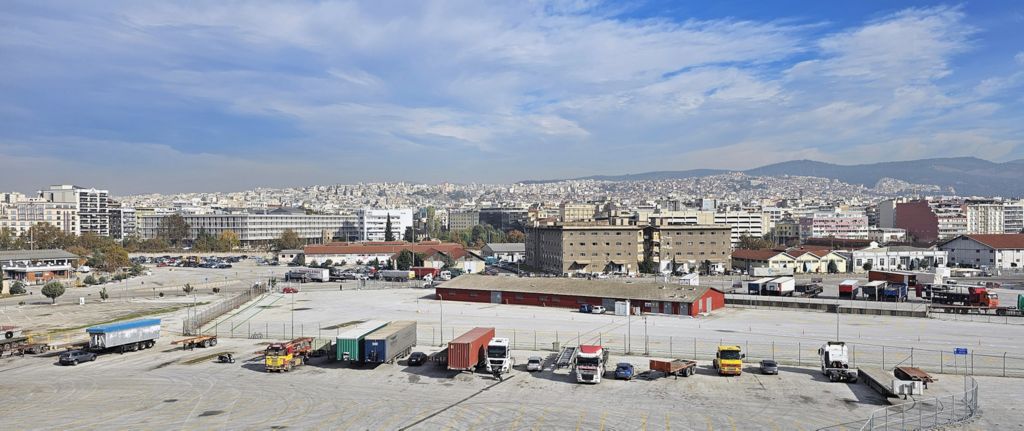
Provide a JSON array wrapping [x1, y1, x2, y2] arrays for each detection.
[[439, 293, 444, 346]]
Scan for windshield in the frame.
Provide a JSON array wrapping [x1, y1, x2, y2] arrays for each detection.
[[719, 351, 742, 360], [577, 357, 600, 366], [528, 358, 541, 364], [487, 346, 507, 358], [267, 347, 285, 355]]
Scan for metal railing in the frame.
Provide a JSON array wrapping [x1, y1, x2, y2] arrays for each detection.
[[859, 376, 978, 430], [182, 283, 268, 335]]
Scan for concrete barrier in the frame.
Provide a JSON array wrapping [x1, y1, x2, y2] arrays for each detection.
[[725, 294, 929, 318]]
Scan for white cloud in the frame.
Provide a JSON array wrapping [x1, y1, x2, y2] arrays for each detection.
[[1016, 52, 1024, 65]]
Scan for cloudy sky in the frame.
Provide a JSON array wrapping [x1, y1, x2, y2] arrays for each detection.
[[1, 1, 1022, 194]]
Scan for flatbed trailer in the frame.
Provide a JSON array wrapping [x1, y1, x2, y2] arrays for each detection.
[[172, 335, 219, 350], [555, 346, 577, 369], [649, 359, 697, 377], [928, 304, 1022, 316]]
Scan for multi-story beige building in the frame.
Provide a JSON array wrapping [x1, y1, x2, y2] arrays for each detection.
[[644, 225, 732, 273], [526, 224, 643, 275], [966, 204, 1005, 234], [0, 198, 79, 236], [559, 202, 597, 223]]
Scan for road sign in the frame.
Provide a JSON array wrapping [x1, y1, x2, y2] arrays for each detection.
[[954, 347, 968, 355]]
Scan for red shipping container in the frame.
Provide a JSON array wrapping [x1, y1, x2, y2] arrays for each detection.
[[447, 327, 495, 371]]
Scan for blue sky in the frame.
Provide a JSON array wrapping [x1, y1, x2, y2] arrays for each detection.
[[1, 1, 1022, 194]]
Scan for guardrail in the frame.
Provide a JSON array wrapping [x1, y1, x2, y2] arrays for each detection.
[[858, 376, 978, 430], [182, 283, 268, 335]]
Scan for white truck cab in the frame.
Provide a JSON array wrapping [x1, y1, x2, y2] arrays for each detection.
[[485, 337, 514, 374]]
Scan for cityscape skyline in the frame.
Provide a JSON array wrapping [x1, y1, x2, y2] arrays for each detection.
[[3, 2, 1023, 193]]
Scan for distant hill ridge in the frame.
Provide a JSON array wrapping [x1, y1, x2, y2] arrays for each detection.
[[522, 157, 1024, 196]]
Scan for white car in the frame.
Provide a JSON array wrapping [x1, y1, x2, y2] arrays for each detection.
[[592, 306, 607, 314], [526, 356, 543, 372]]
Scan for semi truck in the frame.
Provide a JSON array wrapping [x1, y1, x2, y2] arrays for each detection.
[[285, 267, 330, 282], [574, 345, 608, 384], [818, 341, 858, 383], [336, 320, 389, 362], [712, 345, 744, 376], [746, 278, 774, 295], [363, 321, 417, 364], [411, 267, 441, 279], [765, 277, 795, 296], [265, 337, 313, 372], [927, 284, 1022, 315], [448, 327, 495, 371], [379, 270, 415, 281], [484, 337, 514, 375], [86, 319, 161, 353]]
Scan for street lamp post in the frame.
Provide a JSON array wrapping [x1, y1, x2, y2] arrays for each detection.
[[439, 293, 444, 346]]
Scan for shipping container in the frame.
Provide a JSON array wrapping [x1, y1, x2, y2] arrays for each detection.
[[839, 279, 860, 298], [765, 277, 795, 296], [447, 327, 495, 371], [86, 319, 161, 352], [411, 267, 441, 279], [363, 321, 417, 364], [335, 320, 389, 362]]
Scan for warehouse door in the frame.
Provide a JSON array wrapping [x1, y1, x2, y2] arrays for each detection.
[[491, 291, 502, 304], [602, 298, 616, 310], [662, 302, 671, 314], [705, 297, 713, 313]]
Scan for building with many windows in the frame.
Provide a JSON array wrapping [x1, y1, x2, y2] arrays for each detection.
[[358, 208, 413, 242], [940, 234, 1024, 269], [850, 242, 947, 273], [139, 212, 361, 247], [966, 203, 1005, 234], [643, 225, 732, 273], [447, 209, 479, 231], [559, 202, 597, 223], [0, 199, 79, 237], [798, 211, 868, 241], [40, 185, 110, 237], [526, 224, 643, 275]]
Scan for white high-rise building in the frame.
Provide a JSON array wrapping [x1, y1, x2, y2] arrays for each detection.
[[966, 203, 1005, 235], [40, 184, 110, 237], [1004, 201, 1024, 234], [358, 208, 414, 242]]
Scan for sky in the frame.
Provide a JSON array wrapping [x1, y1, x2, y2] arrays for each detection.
[[1, 1, 1023, 194]]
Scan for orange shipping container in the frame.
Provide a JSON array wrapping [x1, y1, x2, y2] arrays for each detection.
[[447, 327, 495, 371]]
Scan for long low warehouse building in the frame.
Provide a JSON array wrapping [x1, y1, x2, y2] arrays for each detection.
[[435, 275, 725, 317]]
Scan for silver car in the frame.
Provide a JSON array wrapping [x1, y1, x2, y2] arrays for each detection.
[[526, 356, 543, 372], [760, 359, 778, 375]]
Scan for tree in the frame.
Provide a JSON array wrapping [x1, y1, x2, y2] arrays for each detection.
[[403, 226, 414, 242], [99, 287, 109, 301], [9, 281, 26, 295], [639, 255, 656, 274], [25, 223, 72, 249], [440, 253, 456, 269], [0, 227, 17, 250], [738, 235, 773, 250], [384, 214, 396, 242], [159, 215, 191, 247], [827, 260, 838, 274], [506, 230, 526, 243], [863, 261, 873, 271], [182, 283, 194, 294], [309, 259, 320, 268], [84, 275, 97, 285], [397, 248, 417, 268], [276, 229, 303, 251], [322, 259, 334, 268], [217, 231, 240, 251], [291, 254, 305, 266], [41, 281, 65, 304]]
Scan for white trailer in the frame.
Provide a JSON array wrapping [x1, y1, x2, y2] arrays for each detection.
[[765, 277, 795, 296], [285, 267, 330, 282]]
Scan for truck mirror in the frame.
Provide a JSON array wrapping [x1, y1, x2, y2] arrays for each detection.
[[818, 348, 823, 355], [741, 354, 745, 359]]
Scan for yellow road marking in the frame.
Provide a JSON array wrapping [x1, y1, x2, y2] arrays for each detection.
[[509, 405, 525, 430], [599, 410, 608, 431], [575, 411, 584, 431], [445, 406, 465, 431], [705, 415, 713, 431], [639, 412, 648, 431], [665, 412, 671, 431], [533, 407, 550, 430], [727, 415, 737, 431]]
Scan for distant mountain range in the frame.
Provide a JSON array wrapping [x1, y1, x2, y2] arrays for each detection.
[[523, 157, 1024, 196]]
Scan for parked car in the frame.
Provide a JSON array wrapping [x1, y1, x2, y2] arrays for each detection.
[[59, 350, 97, 366], [760, 359, 778, 375], [526, 356, 543, 372], [407, 352, 428, 366], [282, 287, 299, 294], [614, 362, 635, 380], [592, 305, 606, 314]]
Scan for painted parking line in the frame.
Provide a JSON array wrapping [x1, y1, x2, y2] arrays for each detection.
[[532, 407, 550, 430], [598, 410, 608, 431]]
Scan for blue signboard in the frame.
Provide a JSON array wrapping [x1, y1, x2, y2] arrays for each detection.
[[954, 347, 968, 355]]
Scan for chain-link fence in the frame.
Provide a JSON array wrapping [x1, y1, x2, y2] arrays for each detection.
[[200, 320, 1024, 378], [859, 376, 978, 430], [182, 283, 268, 335]]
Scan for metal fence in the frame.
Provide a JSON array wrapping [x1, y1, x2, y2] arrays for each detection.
[[182, 283, 268, 335], [201, 320, 1024, 378], [859, 376, 978, 430]]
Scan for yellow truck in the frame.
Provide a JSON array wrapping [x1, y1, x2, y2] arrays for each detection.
[[713, 345, 744, 376], [265, 337, 313, 372]]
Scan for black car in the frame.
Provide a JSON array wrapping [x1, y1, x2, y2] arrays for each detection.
[[407, 352, 428, 366], [59, 350, 97, 366]]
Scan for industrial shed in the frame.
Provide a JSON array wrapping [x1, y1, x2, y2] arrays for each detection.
[[435, 275, 725, 317]]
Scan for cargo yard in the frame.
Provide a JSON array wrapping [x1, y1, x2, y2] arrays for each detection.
[[2, 264, 1024, 429]]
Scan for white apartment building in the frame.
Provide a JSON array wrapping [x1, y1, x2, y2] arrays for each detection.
[[358, 208, 413, 242], [1004, 202, 1024, 234], [139, 212, 361, 246], [40, 184, 110, 236], [715, 211, 769, 248], [966, 204, 1005, 234], [850, 242, 947, 273], [798, 211, 869, 241]]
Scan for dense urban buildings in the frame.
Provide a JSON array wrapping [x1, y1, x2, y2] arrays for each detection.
[[41, 185, 111, 237], [525, 224, 644, 275]]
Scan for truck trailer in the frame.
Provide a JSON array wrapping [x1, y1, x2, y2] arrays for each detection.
[[379, 270, 415, 281], [336, 320, 389, 362], [838, 279, 860, 299], [363, 321, 417, 364], [765, 277, 795, 297], [411, 267, 441, 279], [86, 319, 161, 353], [746, 278, 774, 295], [285, 267, 330, 282], [447, 327, 495, 371]]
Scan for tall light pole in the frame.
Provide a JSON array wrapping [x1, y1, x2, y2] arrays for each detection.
[[438, 293, 444, 346], [290, 289, 295, 339], [626, 299, 631, 354]]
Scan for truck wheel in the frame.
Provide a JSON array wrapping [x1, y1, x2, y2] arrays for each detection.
[[210, 338, 218, 346], [4, 331, 13, 339]]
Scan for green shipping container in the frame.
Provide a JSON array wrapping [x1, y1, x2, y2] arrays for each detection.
[[336, 320, 389, 362]]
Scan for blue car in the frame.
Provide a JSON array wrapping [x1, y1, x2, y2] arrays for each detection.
[[614, 362, 635, 380]]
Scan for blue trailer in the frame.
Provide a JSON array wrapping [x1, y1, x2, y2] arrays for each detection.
[[86, 319, 161, 353], [362, 321, 417, 364], [881, 283, 908, 302]]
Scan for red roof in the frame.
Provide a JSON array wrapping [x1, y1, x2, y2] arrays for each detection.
[[731, 248, 785, 260], [306, 241, 466, 256], [964, 234, 1024, 249], [578, 345, 602, 354]]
